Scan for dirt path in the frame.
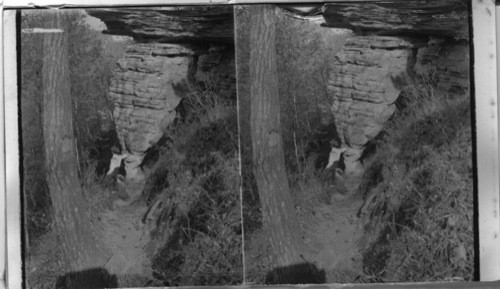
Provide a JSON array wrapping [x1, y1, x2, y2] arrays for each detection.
[[245, 192, 365, 284], [303, 194, 365, 283], [97, 202, 152, 287]]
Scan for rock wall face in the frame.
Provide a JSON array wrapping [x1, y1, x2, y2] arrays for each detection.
[[111, 43, 195, 155], [329, 35, 469, 176], [88, 7, 234, 44], [328, 36, 425, 174], [324, 1, 470, 177], [109, 43, 195, 196], [415, 38, 470, 93], [95, 4, 470, 194], [108, 41, 234, 199], [89, 6, 236, 200], [322, 0, 468, 39]]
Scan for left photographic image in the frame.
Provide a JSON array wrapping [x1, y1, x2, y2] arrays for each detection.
[[19, 6, 240, 288]]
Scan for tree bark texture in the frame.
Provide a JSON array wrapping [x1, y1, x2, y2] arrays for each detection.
[[42, 17, 107, 276], [249, 5, 304, 268]]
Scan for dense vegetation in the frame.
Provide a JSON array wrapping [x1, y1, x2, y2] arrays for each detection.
[[143, 74, 243, 286], [358, 80, 473, 282]]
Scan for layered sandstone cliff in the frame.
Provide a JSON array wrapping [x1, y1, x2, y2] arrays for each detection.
[[322, 0, 468, 39], [329, 36, 426, 174], [323, 0, 469, 176], [89, 7, 235, 200], [88, 7, 234, 43], [90, 3, 470, 195]]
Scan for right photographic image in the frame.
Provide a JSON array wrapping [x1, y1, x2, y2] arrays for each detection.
[[235, 1, 473, 284]]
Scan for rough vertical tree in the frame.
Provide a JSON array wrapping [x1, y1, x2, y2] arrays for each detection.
[[41, 12, 109, 287], [249, 5, 317, 282]]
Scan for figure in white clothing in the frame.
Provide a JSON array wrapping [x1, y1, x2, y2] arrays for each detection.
[[106, 146, 128, 176], [325, 140, 346, 169]]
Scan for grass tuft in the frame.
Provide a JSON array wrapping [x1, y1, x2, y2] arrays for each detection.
[[358, 78, 473, 282], [144, 73, 243, 286]]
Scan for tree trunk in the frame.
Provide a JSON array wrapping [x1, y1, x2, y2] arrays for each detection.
[[42, 12, 108, 287], [249, 4, 304, 269]]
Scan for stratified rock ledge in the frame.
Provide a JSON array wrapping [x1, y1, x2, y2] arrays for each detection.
[[322, 0, 468, 39], [88, 6, 234, 43]]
